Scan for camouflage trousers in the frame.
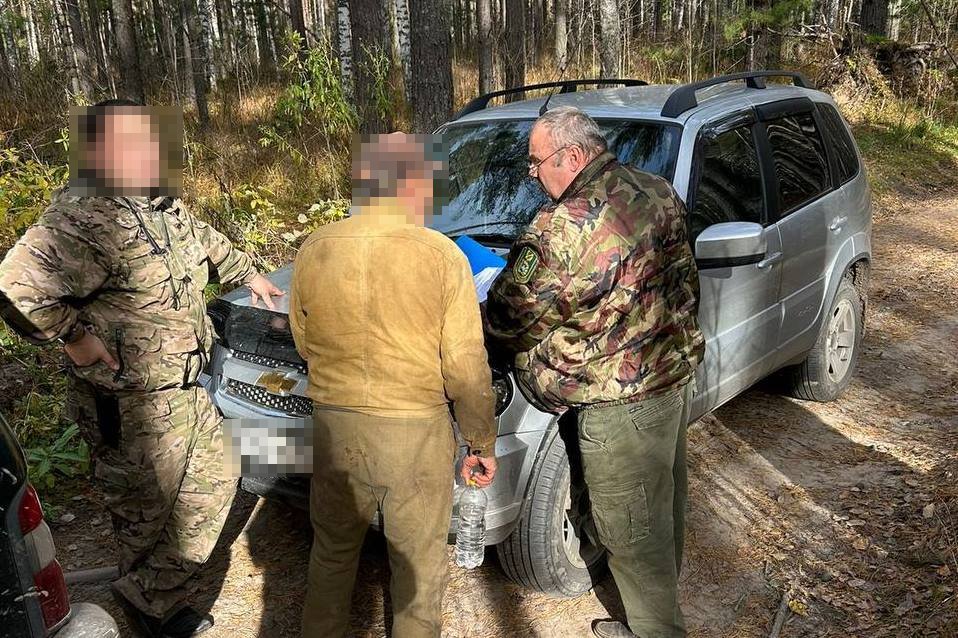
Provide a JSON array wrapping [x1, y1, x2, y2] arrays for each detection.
[[577, 381, 694, 638], [301, 407, 456, 638], [70, 379, 236, 619]]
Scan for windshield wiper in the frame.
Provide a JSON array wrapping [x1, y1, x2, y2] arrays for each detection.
[[457, 232, 517, 246], [442, 221, 527, 236]]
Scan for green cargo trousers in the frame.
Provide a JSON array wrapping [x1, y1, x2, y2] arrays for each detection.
[[301, 407, 457, 638], [577, 381, 693, 638], [71, 382, 237, 619]]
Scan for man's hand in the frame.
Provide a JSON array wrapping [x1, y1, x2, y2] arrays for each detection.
[[247, 274, 285, 310], [63, 331, 119, 370], [460, 454, 498, 488]]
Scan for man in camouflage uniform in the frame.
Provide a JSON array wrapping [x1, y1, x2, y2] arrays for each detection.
[[485, 106, 705, 638], [0, 100, 283, 637]]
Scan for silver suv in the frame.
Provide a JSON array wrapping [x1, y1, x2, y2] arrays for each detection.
[[202, 70, 872, 597]]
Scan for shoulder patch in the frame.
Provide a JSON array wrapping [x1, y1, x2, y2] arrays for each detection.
[[514, 246, 540, 284]]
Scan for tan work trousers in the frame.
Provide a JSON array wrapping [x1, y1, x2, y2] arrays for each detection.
[[301, 407, 456, 638]]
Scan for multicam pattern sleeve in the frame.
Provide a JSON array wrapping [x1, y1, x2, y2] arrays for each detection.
[[0, 204, 111, 344], [185, 206, 258, 286]]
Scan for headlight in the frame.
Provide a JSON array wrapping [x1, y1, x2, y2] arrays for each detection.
[[492, 368, 514, 416], [206, 298, 233, 347]]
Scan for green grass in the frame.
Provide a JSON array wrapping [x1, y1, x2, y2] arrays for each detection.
[[850, 104, 958, 199]]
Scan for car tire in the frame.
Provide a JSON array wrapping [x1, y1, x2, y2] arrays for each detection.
[[496, 421, 606, 597], [785, 278, 864, 402]]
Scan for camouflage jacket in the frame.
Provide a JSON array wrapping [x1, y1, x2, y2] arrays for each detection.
[[484, 151, 705, 413], [0, 188, 257, 393]]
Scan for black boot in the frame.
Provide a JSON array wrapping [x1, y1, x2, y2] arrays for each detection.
[[110, 587, 164, 638], [160, 606, 214, 638], [592, 619, 638, 638]]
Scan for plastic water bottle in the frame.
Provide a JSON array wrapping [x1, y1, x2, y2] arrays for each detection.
[[455, 483, 487, 569]]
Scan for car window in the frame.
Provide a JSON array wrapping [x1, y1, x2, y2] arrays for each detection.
[[688, 125, 764, 242], [431, 119, 681, 236], [765, 112, 830, 215], [816, 103, 859, 184]]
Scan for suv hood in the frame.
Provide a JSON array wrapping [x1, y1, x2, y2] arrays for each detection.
[[221, 265, 293, 315]]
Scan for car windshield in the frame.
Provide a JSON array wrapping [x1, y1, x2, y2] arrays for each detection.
[[430, 119, 681, 237]]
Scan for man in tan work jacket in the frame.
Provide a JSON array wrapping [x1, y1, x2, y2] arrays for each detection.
[[291, 133, 499, 638]]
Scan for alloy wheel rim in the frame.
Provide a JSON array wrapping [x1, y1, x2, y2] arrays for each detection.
[[825, 298, 856, 383]]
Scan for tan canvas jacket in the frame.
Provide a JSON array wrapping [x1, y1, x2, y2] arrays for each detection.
[[289, 198, 497, 454]]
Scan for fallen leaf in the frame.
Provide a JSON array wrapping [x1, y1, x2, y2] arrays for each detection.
[[922, 503, 935, 518]]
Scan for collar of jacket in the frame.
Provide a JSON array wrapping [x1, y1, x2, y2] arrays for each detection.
[[355, 197, 418, 225], [557, 150, 618, 203]]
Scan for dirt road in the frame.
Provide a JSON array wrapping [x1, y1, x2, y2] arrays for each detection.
[[63, 189, 957, 637]]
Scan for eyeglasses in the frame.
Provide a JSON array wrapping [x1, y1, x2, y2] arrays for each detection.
[[528, 146, 568, 175]]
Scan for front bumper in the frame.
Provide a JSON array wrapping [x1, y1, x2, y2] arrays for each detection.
[[204, 345, 533, 545]]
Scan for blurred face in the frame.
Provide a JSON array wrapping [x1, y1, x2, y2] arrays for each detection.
[[528, 123, 594, 201], [88, 109, 160, 190]]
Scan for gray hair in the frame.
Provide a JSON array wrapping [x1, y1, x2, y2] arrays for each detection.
[[533, 106, 607, 155]]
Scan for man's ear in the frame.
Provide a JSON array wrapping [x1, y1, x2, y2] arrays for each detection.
[[568, 145, 589, 170]]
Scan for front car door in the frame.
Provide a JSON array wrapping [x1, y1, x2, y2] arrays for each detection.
[[684, 110, 784, 417]]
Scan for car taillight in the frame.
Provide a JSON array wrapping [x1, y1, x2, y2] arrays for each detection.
[[34, 560, 70, 629], [18, 483, 71, 632], [18, 484, 43, 533]]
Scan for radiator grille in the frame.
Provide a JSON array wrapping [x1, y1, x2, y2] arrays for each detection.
[[232, 350, 307, 374], [224, 378, 313, 417]]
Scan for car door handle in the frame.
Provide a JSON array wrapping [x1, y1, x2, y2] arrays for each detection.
[[756, 252, 782, 269], [829, 216, 849, 231]]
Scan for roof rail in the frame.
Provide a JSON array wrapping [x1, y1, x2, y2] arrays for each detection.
[[660, 70, 813, 119], [454, 78, 648, 120]]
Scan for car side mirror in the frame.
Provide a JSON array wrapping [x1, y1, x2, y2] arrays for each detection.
[[694, 222, 767, 269]]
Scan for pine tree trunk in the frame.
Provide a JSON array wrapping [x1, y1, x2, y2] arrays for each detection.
[[151, 0, 173, 72], [410, 0, 453, 132], [652, 0, 663, 39], [183, 0, 210, 124], [598, 0, 620, 76], [86, 0, 108, 86], [112, 0, 144, 101], [504, 0, 525, 93], [859, 0, 889, 36], [350, 0, 389, 133], [63, 0, 94, 96], [290, 0, 309, 54], [0, 29, 11, 91], [253, 0, 275, 74], [478, 0, 494, 92]]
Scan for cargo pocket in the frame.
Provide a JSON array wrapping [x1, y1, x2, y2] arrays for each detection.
[[590, 485, 651, 548]]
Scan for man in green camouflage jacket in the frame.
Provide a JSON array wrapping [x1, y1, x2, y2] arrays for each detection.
[[485, 106, 705, 638], [0, 101, 283, 638]]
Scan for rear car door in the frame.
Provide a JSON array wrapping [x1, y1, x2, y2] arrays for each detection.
[[757, 99, 838, 360], [686, 110, 783, 414]]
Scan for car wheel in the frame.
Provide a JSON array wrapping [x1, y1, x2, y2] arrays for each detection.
[[496, 423, 606, 597], [785, 278, 864, 402]]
